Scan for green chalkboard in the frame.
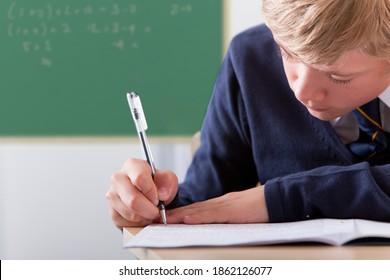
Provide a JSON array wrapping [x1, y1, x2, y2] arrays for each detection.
[[0, 0, 222, 136]]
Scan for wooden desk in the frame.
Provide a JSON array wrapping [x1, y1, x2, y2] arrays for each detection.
[[123, 227, 390, 260]]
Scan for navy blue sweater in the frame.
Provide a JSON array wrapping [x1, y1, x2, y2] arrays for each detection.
[[170, 24, 390, 222]]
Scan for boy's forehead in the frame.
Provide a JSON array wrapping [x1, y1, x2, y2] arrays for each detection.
[[311, 50, 375, 76], [279, 41, 377, 77]]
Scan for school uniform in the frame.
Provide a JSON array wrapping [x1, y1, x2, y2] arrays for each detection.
[[170, 24, 390, 222]]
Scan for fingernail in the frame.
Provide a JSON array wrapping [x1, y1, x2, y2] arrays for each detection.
[[158, 187, 168, 197]]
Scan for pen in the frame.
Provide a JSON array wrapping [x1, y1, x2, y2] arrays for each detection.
[[126, 91, 167, 226]]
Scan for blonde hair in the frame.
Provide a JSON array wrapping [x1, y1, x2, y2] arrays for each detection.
[[262, 0, 390, 65]]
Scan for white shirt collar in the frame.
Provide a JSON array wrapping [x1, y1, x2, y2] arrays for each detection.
[[330, 85, 390, 144], [379, 85, 390, 107]]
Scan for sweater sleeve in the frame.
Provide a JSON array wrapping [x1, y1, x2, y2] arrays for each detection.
[[168, 40, 259, 208], [265, 162, 390, 222]]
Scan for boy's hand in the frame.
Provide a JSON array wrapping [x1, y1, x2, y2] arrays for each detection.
[[106, 158, 178, 228], [167, 184, 269, 224]]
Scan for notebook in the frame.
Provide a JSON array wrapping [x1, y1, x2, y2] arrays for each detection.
[[125, 218, 390, 248]]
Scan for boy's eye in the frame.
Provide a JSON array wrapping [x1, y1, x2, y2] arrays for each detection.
[[279, 47, 353, 86], [328, 75, 352, 85]]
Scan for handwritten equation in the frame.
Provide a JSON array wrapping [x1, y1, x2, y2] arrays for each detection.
[[5, 1, 194, 67], [7, 2, 192, 20]]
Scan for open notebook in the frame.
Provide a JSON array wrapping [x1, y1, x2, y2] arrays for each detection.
[[125, 219, 390, 248]]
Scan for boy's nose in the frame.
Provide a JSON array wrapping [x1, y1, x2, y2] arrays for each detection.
[[292, 65, 326, 104]]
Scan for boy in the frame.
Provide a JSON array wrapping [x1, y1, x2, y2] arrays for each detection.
[[106, 0, 390, 228]]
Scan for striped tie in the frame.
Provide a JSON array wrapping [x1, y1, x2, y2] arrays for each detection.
[[347, 98, 390, 165]]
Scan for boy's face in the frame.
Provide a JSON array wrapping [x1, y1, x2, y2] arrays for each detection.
[[280, 46, 390, 121]]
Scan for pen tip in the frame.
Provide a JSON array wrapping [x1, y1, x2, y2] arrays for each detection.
[[159, 206, 167, 226], [161, 214, 167, 226]]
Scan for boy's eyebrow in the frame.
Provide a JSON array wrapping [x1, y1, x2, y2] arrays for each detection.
[[277, 42, 368, 78], [312, 66, 368, 78], [277, 41, 371, 78]]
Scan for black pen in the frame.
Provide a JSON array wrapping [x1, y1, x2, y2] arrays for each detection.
[[126, 91, 167, 225]]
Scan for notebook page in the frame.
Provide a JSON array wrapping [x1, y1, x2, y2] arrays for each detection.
[[125, 219, 356, 248]]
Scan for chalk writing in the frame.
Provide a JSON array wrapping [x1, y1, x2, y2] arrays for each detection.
[[22, 40, 52, 52], [8, 22, 72, 37], [170, 4, 193, 15], [41, 57, 53, 67], [7, 3, 139, 20], [5, 1, 194, 66]]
